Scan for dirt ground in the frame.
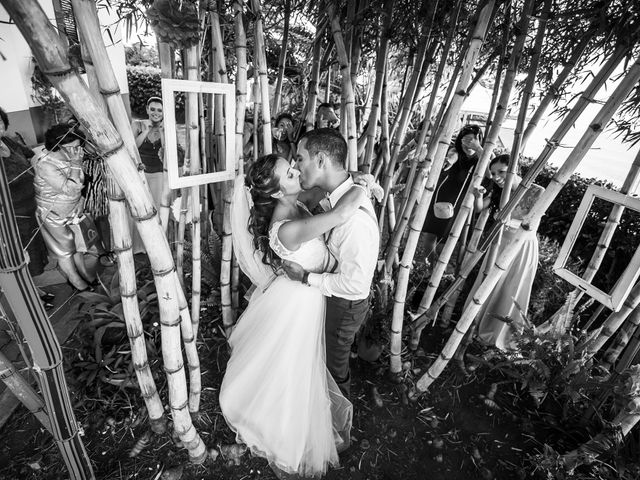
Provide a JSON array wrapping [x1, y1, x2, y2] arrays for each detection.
[[1, 250, 640, 479]]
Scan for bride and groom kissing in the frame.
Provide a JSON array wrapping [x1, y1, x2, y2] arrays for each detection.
[[219, 127, 380, 478]]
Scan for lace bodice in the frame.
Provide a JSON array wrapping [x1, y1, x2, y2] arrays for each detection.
[[269, 219, 334, 274]]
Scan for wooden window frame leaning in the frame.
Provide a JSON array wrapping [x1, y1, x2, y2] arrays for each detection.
[[553, 184, 640, 312], [161, 78, 236, 188]]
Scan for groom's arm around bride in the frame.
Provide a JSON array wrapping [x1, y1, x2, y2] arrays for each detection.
[[284, 128, 380, 398]]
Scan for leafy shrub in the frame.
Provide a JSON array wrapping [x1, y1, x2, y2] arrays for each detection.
[[126, 66, 184, 118]]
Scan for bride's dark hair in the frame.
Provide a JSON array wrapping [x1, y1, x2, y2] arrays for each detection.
[[246, 154, 283, 267]]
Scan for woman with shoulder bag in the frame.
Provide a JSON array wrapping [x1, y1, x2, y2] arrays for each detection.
[[421, 124, 487, 266]]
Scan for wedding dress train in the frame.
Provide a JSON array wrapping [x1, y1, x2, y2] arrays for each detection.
[[219, 218, 352, 478]]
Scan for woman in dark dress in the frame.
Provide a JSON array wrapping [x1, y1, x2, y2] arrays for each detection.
[[0, 107, 49, 277], [421, 124, 486, 265]]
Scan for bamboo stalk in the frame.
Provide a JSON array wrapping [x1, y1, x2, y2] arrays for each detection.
[[387, 0, 495, 374], [397, 1, 462, 216], [3, 0, 207, 462], [251, 0, 272, 155], [579, 148, 640, 284], [484, 1, 510, 134], [0, 348, 51, 431], [464, 208, 490, 262], [586, 281, 640, 360], [409, 43, 629, 347], [158, 42, 174, 232], [562, 397, 640, 471], [362, 0, 393, 173], [221, 0, 247, 332], [521, 32, 593, 150], [602, 305, 640, 371], [176, 187, 189, 291], [0, 151, 94, 478], [272, 0, 291, 115], [327, 2, 358, 170], [485, 0, 551, 282], [71, 0, 167, 434], [377, 63, 391, 233], [183, 45, 203, 416], [415, 0, 536, 317], [379, 33, 431, 219], [413, 53, 640, 394], [304, 24, 324, 132]]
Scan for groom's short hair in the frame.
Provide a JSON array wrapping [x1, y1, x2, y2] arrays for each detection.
[[300, 128, 347, 168]]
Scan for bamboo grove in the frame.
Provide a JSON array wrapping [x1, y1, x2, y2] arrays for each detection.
[[2, 0, 640, 476]]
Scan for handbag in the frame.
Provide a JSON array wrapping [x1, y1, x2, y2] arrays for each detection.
[[433, 168, 473, 220], [68, 213, 100, 252]]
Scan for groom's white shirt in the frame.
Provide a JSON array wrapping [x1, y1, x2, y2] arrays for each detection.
[[308, 177, 380, 300]]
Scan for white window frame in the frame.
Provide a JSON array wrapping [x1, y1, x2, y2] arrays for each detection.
[[553, 185, 640, 311], [161, 78, 235, 188]]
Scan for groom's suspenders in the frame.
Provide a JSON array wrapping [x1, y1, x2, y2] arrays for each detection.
[[325, 205, 377, 273]]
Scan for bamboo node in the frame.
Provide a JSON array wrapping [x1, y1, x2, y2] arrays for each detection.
[[170, 399, 190, 411], [152, 266, 174, 278], [101, 140, 126, 159], [99, 87, 121, 97], [41, 67, 75, 77], [133, 360, 150, 371], [163, 364, 184, 375], [131, 209, 158, 223], [160, 317, 181, 328], [0, 260, 28, 273]]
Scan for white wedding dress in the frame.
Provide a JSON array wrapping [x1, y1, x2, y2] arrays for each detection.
[[219, 190, 352, 478]]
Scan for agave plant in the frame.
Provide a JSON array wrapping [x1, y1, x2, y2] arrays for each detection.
[[71, 272, 160, 391]]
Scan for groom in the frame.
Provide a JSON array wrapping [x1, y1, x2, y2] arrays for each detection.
[[283, 128, 380, 398]]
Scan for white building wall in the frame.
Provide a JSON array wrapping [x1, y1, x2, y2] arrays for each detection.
[[0, 1, 129, 145]]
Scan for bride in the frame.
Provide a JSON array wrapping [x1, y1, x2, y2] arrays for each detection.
[[219, 153, 369, 478]]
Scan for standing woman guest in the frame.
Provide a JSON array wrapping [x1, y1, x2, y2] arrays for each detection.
[[0, 107, 49, 278], [132, 96, 166, 208], [466, 154, 541, 350], [33, 124, 93, 291], [421, 124, 486, 265]]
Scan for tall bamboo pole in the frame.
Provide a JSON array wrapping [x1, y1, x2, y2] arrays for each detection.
[[251, 0, 272, 155], [362, 0, 394, 173], [409, 43, 629, 347], [183, 45, 204, 416], [397, 1, 462, 218], [484, 1, 511, 134], [602, 305, 640, 371], [521, 32, 593, 150], [378, 33, 431, 218], [561, 397, 640, 471], [414, 0, 536, 318], [158, 42, 174, 232], [387, 0, 495, 374], [272, 0, 291, 115], [486, 0, 551, 264], [305, 24, 324, 131], [71, 0, 167, 433], [0, 348, 51, 431], [2, 0, 207, 462], [0, 161, 94, 478], [327, 2, 358, 170], [586, 281, 640, 360], [221, 0, 248, 332], [413, 53, 640, 394], [577, 148, 640, 288]]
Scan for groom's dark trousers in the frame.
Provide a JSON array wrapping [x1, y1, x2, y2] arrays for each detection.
[[325, 295, 370, 398]]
